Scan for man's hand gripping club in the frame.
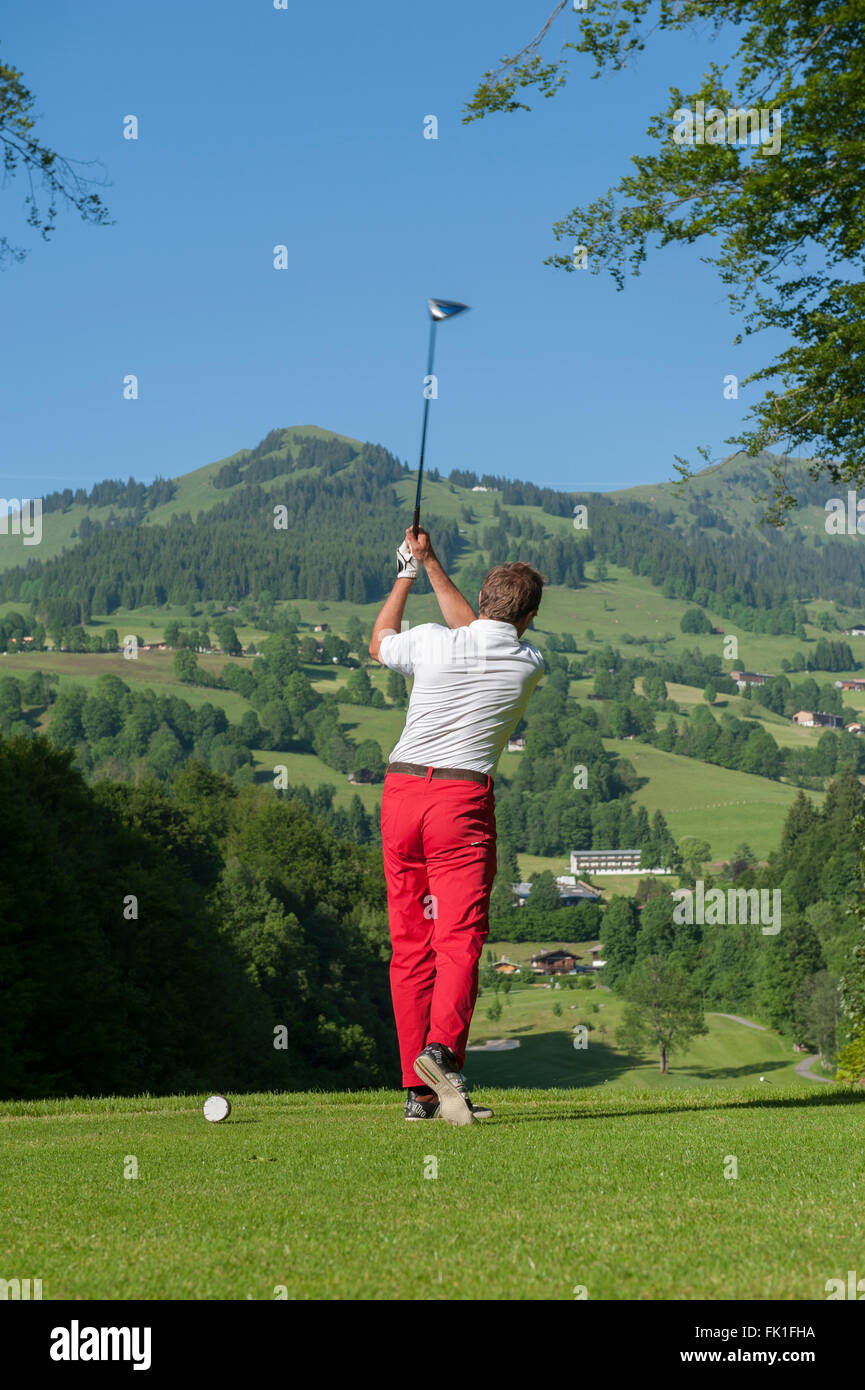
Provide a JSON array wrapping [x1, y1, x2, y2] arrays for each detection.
[[369, 527, 477, 662]]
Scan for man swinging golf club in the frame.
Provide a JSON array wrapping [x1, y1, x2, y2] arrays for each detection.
[[370, 530, 546, 1124]]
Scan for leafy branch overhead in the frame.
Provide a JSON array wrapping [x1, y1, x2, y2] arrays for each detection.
[[0, 52, 112, 267], [464, 1, 865, 523]]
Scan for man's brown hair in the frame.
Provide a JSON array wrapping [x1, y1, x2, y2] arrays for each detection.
[[478, 562, 546, 626]]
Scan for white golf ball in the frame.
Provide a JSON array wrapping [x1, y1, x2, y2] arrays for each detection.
[[203, 1094, 231, 1123]]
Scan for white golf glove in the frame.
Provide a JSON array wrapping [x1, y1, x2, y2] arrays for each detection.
[[396, 539, 419, 580]]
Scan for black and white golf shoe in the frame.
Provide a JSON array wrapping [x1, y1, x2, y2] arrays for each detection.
[[403, 1087, 493, 1122], [413, 1044, 493, 1126], [404, 1089, 441, 1121]]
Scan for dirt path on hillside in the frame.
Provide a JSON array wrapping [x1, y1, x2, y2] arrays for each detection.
[[709, 1012, 767, 1030], [794, 1053, 835, 1084]]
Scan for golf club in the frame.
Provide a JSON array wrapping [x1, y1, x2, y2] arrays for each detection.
[[412, 298, 470, 538]]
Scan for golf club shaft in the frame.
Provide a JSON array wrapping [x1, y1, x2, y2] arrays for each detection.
[[413, 319, 438, 537]]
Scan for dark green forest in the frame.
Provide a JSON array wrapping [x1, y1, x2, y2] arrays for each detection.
[[0, 738, 396, 1099], [5, 726, 857, 1097]]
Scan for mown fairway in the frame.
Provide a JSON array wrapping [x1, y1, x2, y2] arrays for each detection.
[[1, 1087, 860, 1300], [465, 981, 807, 1090]]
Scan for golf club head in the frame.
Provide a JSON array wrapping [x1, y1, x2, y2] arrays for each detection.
[[428, 298, 470, 321]]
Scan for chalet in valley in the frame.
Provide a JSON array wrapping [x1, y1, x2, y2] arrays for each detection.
[[791, 710, 844, 729], [530, 948, 584, 976], [729, 670, 772, 690]]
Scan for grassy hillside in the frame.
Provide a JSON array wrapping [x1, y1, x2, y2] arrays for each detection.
[[603, 737, 825, 860], [465, 976, 805, 1090], [609, 449, 847, 547], [0, 425, 372, 573], [0, 607, 841, 859]]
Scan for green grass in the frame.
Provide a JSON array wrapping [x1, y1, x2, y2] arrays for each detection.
[[515, 853, 570, 879], [1, 1085, 860, 1299], [336, 702, 405, 750], [555, 561, 848, 672], [466, 982, 806, 1089], [605, 737, 825, 860], [5, 650, 255, 723], [250, 750, 383, 812]]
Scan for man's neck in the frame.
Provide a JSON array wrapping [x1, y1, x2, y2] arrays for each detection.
[[477, 614, 522, 636]]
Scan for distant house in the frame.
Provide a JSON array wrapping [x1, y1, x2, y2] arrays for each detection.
[[530, 948, 581, 976], [570, 849, 670, 876], [314, 623, 329, 633], [792, 710, 844, 728], [835, 679, 865, 691], [847, 723, 865, 735], [507, 736, 526, 752], [729, 670, 772, 690], [847, 626, 865, 637], [555, 874, 601, 903], [512, 877, 601, 907], [492, 957, 519, 975], [471, 485, 499, 493]]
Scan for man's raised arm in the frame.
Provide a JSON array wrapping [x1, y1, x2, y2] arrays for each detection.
[[369, 571, 414, 664], [408, 527, 476, 629]]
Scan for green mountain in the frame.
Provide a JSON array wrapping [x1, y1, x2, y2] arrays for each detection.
[[608, 450, 846, 547]]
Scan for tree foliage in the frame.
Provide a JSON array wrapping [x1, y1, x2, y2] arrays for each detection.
[[0, 51, 112, 267], [465, 2, 865, 520]]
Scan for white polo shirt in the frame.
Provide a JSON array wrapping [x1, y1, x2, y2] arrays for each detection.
[[377, 618, 545, 776]]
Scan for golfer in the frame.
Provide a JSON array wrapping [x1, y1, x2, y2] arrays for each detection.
[[370, 527, 545, 1125]]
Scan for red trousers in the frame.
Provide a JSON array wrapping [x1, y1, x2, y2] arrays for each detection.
[[381, 770, 497, 1086]]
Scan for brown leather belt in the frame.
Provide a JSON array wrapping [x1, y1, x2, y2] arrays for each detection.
[[386, 761, 491, 787]]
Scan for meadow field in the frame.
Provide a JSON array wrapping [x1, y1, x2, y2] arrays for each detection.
[[603, 738, 826, 861], [465, 974, 808, 1091], [0, 639, 836, 859]]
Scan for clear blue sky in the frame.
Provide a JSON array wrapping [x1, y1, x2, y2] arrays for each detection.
[[1, 2, 770, 499]]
